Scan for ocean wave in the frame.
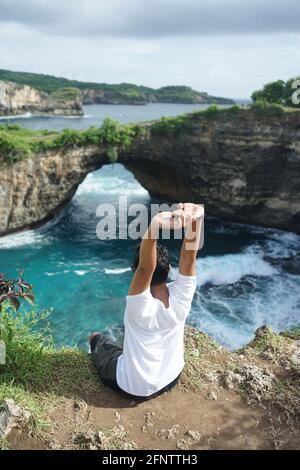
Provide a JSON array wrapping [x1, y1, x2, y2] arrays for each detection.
[[104, 267, 131, 274], [197, 247, 278, 286], [76, 172, 149, 197], [74, 270, 88, 276], [190, 270, 300, 350], [0, 229, 51, 249], [0, 112, 33, 120], [45, 270, 70, 276]]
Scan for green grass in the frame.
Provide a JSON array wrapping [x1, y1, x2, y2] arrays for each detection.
[[182, 326, 221, 390], [0, 119, 145, 164], [0, 304, 99, 431], [280, 327, 300, 340], [1, 103, 298, 165], [151, 104, 242, 136], [241, 325, 288, 355], [151, 114, 193, 136]]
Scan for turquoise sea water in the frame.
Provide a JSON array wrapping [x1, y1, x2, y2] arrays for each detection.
[[0, 104, 299, 350]]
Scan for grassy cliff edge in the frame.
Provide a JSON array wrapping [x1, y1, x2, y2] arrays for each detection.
[[1, 103, 298, 165], [0, 305, 299, 450]]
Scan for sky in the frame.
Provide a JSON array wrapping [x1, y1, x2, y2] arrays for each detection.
[[0, 0, 299, 98]]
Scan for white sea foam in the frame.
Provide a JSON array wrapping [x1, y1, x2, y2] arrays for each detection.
[[76, 167, 149, 198], [0, 229, 50, 249], [0, 112, 33, 120], [74, 270, 88, 276], [197, 247, 278, 286], [45, 270, 70, 276], [191, 269, 300, 350], [104, 267, 131, 274]]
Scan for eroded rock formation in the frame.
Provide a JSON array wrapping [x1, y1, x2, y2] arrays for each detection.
[[0, 80, 83, 116], [0, 108, 299, 236]]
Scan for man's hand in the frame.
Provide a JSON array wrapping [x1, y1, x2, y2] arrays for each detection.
[[150, 204, 204, 234], [150, 210, 185, 233], [178, 202, 205, 223], [178, 202, 204, 276]]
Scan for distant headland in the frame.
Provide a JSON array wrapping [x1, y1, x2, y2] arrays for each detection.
[[0, 69, 234, 117]]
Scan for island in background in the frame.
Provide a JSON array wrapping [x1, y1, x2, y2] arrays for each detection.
[[0, 68, 235, 117]]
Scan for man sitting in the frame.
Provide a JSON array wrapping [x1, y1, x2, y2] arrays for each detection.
[[90, 202, 204, 400]]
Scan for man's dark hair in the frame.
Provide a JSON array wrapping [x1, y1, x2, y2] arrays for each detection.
[[132, 244, 170, 286]]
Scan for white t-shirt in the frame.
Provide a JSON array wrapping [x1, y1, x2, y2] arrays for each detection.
[[116, 272, 196, 397]]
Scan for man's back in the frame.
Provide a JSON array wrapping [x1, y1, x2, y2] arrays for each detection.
[[116, 272, 196, 397], [90, 203, 204, 401]]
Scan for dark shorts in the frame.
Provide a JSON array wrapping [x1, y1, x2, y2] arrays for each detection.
[[90, 333, 180, 401]]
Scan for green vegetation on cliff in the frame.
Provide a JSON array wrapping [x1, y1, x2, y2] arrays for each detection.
[[0, 304, 98, 432], [0, 119, 146, 164], [0, 69, 234, 105], [0, 276, 299, 450], [49, 87, 81, 103], [1, 301, 299, 450], [1, 103, 299, 164], [252, 77, 300, 108]]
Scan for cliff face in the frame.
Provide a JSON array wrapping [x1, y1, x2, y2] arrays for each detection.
[[0, 145, 107, 235], [0, 81, 83, 116], [122, 110, 300, 233], [0, 109, 299, 236], [81, 87, 234, 106], [82, 89, 146, 105]]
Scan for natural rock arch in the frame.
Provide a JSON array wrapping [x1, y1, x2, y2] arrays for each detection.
[[1, 109, 300, 237]]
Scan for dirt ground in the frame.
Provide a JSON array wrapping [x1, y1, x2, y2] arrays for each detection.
[[6, 326, 300, 451]]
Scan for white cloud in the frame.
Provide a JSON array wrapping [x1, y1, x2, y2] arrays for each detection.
[[0, 1, 299, 98]]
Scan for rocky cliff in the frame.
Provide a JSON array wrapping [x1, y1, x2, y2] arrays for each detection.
[[0, 81, 83, 116], [81, 86, 234, 106], [123, 109, 300, 233], [0, 70, 234, 106], [0, 108, 299, 236]]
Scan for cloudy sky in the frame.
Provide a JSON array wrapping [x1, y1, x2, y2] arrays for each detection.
[[0, 0, 299, 98]]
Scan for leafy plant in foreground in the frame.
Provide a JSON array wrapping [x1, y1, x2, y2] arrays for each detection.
[[0, 273, 34, 311]]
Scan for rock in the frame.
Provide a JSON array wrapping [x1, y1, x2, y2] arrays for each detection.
[[260, 351, 275, 361], [176, 430, 201, 449], [0, 80, 83, 117], [291, 340, 300, 365], [143, 411, 155, 430], [186, 430, 201, 442], [73, 430, 109, 450], [176, 438, 190, 450], [206, 391, 218, 400], [190, 348, 200, 358], [157, 424, 180, 440], [82, 88, 147, 106], [81, 86, 233, 106], [114, 410, 121, 422], [224, 364, 275, 403], [1, 109, 300, 236], [0, 399, 31, 437]]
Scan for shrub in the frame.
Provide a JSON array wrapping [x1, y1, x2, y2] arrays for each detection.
[[203, 104, 220, 116], [0, 305, 52, 385], [0, 131, 32, 163], [251, 77, 300, 109], [50, 128, 84, 148], [251, 101, 285, 115], [152, 114, 193, 136]]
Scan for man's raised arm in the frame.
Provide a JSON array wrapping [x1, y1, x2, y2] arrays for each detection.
[[179, 203, 204, 277], [128, 210, 185, 296]]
